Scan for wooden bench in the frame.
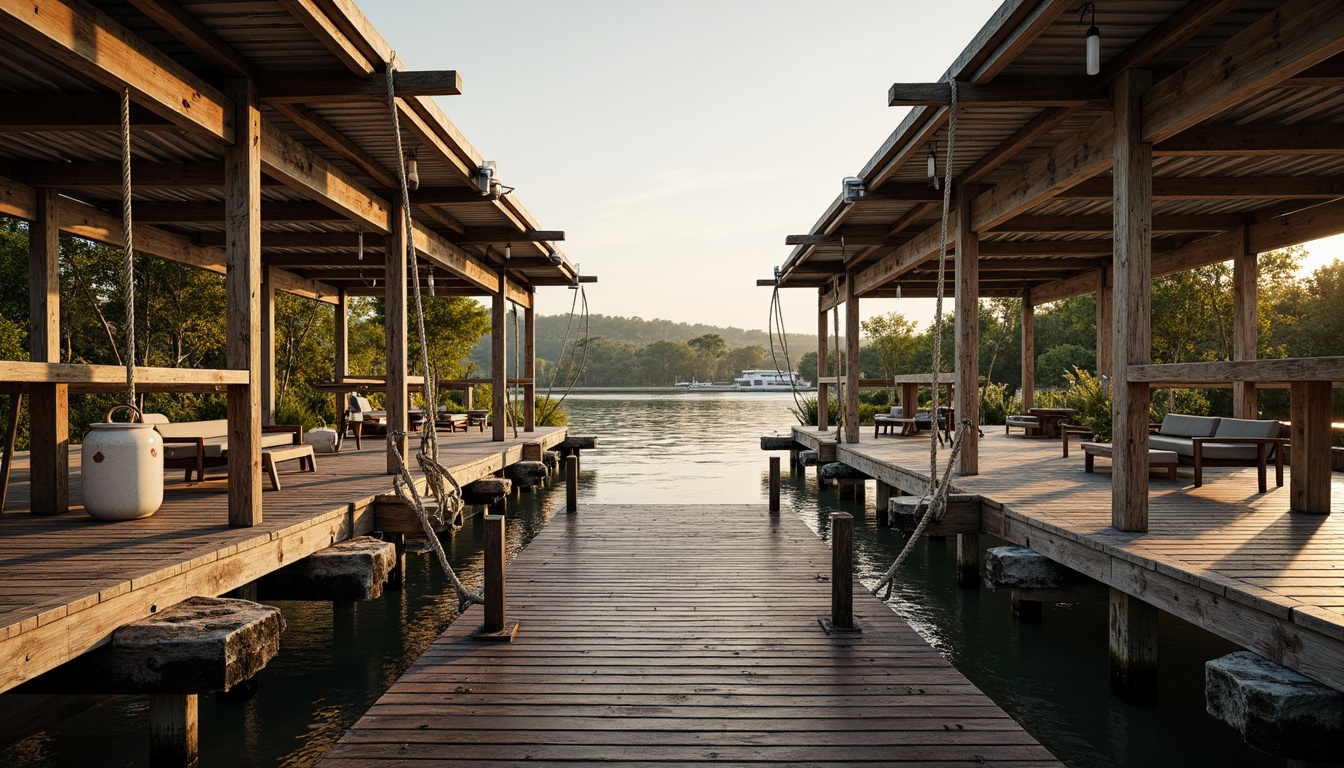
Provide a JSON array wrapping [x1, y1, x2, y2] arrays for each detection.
[[1005, 414, 1040, 437], [874, 415, 918, 437], [261, 443, 316, 491], [1082, 442, 1180, 481], [1060, 423, 1094, 457]]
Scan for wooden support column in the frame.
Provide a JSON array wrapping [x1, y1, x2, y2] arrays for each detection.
[[817, 290, 829, 431], [955, 187, 980, 475], [28, 188, 66, 516], [225, 79, 262, 527], [1096, 267, 1113, 379], [260, 265, 275, 426], [524, 300, 535, 432], [333, 289, 349, 420], [1021, 290, 1034, 411], [1290, 381, 1332, 515], [385, 201, 409, 472], [1109, 588, 1158, 703], [149, 693, 198, 768], [1233, 229, 1258, 419], [843, 275, 860, 444], [1110, 70, 1153, 533], [956, 533, 980, 589], [875, 481, 892, 525], [491, 274, 507, 442]]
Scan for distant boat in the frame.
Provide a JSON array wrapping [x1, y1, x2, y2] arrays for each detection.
[[731, 369, 814, 392], [675, 377, 736, 392]]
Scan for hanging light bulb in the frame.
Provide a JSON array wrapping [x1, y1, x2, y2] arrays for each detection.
[[896, 283, 902, 300], [406, 150, 420, 191], [926, 143, 937, 179], [1080, 3, 1100, 76], [356, 225, 364, 261], [504, 239, 511, 261], [427, 267, 435, 296]]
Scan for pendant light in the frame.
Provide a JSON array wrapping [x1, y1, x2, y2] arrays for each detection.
[[406, 149, 420, 190], [1080, 3, 1100, 76], [927, 142, 940, 190]]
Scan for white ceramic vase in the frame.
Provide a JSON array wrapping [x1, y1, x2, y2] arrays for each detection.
[[82, 405, 164, 521]]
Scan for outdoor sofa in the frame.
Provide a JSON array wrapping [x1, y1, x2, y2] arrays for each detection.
[[1147, 414, 1286, 492], [143, 414, 306, 483]]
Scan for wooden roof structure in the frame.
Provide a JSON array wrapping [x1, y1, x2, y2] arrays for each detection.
[[776, 0, 1344, 303], [0, 0, 580, 304], [776, 0, 1344, 532]]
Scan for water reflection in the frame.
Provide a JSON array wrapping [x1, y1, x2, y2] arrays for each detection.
[[0, 392, 1276, 767]]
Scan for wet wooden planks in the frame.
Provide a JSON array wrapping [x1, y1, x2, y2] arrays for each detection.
[[0, 427, 566, 692], [317, 504, 1059, 767], [799, 427, 1344, 690]]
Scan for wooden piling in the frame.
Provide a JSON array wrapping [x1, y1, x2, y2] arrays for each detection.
[[875, 481, 891, 525], [956, 533, 980, 589], [830, 512, 853, 629], [1012, 593, 1042, 622], [768, 457, 780, 513], [1109, 587, 1158, 703], [149, 693, 197, 768], [483, 515, 505, 633], [565, 454, 578, 513], [387, 533, 406, 591]]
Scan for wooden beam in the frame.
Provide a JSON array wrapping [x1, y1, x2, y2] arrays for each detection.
[[1142, 0, 1344, 144], [259, 119, 390, 234], [334, 290, 349, 383], [994, 214, 1241, 234], [1247, 198, 1344, 254], [224, 79, 263, 528], [28, 189, 66, 517], [412, 187, 502, 205], [888, 78, 1101, 107], [1128, 357, 1344, 386], [1095, 267, 1113, 379], [1059, 176, 1344, 200], [492, 275, 507, 443], [270, 102, 398, 189], [410, 222, 500, 296], [126, 0, 257, 78], [980, 241, 1113, 257], [955, 187, 979, 475], [453, 229, 565, 244], [261, 70, 462, 102], [12, 162, 284, 189], [1155, 124, 1344, 156], [853, 220, 956, 295], [0, 96, 174, 132], [1290, 381, 1333, 515], [276, 0, 375, 75], [847, 184, 943, 203], [0, 0, 232, 142], [1111, 70, 1153, 534], [385, 201, 409, 472], [1233, 228, 1258, 419], [843, 273, 860, 445], [131, 200, 345, 224], [260, 267, 276, 427], [0, 362, 247, 388]]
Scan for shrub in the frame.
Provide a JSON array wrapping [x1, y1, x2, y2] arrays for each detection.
[[790, 394, 838, 427], [978, 382, 1021, 426]]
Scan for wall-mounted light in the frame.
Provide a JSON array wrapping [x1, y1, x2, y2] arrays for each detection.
[[406, 150, 420, 191], [426, 267, 435, 296], [841, 177, 866, 203], [477, 161, 497, 196], [547, 248, 562, 265], [1080, 3, 1100, 76]]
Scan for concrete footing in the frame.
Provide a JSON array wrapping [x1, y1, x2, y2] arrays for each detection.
[[462, 477, 512, 506], [1207, 652, 1344, 764], [505, 461, 548, 491], [760, 435, 798, 451], [259, 536, 395, 602]]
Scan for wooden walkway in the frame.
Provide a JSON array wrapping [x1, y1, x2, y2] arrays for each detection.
[[0, 426, 567, 693], [793, 427, 1344, 692], [317, 504, 1059, 767]]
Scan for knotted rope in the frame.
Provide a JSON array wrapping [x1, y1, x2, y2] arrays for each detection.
[[119, 88, 137, 409], [384, 54, 479, 611]]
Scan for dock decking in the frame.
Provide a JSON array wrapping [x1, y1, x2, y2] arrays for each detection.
[[317, 503, 1059, 767], [793, 426, 1344, 693], [0, 427, 567, 693]]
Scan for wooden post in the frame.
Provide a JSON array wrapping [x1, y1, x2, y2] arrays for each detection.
[[148, 693, 197, 768], [1110, 70, 1153, 533], [1109, 588, 1158, 703], [768, 456, 780, 513], [1290, 381, 1332, 515], [225, 79, 262, 527], [260, 265, 275, 426], [384, 200, 409, 473], [565, 454, 578, 513], [28, 188, 67, 516], [491, 276, 507, 442], [830, 512, 854, 629], [817, 290, 829, 432], [387, 532, 406, 590], [1012, 594, 1042, 622], [844, 274, 861, 444], [956, 533, 980, 589], [1021, 290, 1034, 411], [483, 514, 505, 633], [1095, 267, 1113, 379], [955, 187, 980, 475], [524, 300, 536, 432], [1233, 230, 1258, 419], [875, 481, 891, 525]]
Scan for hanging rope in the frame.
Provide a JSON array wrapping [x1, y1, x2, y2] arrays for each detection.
[[871, 79, 964, 600], [384, 54, 478, 611], [510, 300, 520, 438], [767, 285, 807, 416], [119, 88, 137, 410], [832, 300, 843, 441], [540, 284, 590, 420]]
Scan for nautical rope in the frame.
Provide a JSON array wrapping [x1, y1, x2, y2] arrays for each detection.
[[832, 301, 842, 440], [767, 285, 807, 416], [871, 79, 962, 601], [539, 284, 590, 421], [385, 54, 477, 609], [119, 88, 137, 409]]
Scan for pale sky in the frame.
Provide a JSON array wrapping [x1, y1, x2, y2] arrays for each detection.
[[361, 1, 1344, 335]]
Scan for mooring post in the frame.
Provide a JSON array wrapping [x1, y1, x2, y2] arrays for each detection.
[[483, 514, 505, 634], [1110, 587, 1158, 703], [875, 481, 891, 525], [149, 693, 197, 768], [831, 512, 854, 629], [565, 454, 578, 513], [956, 533, 980, 589], [768, 456, 780, 513]]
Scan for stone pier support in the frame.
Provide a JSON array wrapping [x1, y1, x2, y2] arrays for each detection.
[[1207, 652, 1344, 766], [875, 481, 892, 525], [985, 545, 1102, 621], [505, 461, 548, 492], [259, 536, 395, 602]]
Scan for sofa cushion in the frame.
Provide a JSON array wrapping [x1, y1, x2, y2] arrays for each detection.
[[1196, 442, 1260, 461], [889, 407, 904, 417], [1213, 418, 1281, 440], [1149, 434, 1197, 457], [1158, 414, 1220, 438], [155, 419, 228, 440]]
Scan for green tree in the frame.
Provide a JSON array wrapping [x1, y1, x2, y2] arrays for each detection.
[[861, 312, 919, 379], [1036, 343, 1095, 387], [687, 333, 728, 380]]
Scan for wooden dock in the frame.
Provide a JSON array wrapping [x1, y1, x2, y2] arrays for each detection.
[[0, 427, 567, 694], [793, 427, 1344, 693], [317, 503, 1059, 767]]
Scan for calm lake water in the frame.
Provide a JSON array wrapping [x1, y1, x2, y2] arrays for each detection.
[[3, 392, 1276, 767]]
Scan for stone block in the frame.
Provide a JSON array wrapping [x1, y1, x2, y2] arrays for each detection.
[[542, 450, 560, 470], [260, 536, 395, 602], [462, 477, 512, 505], [888, 494, 980, 536], [798, 450, 819, 467], [818, 462, 868, 481], [1207, 651, 1344, 762], [760, 435, 797, 451], [983, 546, 1081, 591], [505, 460, 549, 489], [556, 435, 597, 451]]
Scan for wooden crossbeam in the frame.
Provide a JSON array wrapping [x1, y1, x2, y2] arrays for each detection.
[[132, 201, 347, 223], [888, 78, 1102, 107], [849, 184, 943, 203], [12, 162, 284, 189], [197, 232, 384, 248], [261, 70, 462, 102], [1060, 176, 1344, 200], [126, 0, 257, 79], [270, 102, 398, 189], [413, 187, 503, 205], [0, 96, 175, 132], [1128, 357, 1344, 386], [452, 229, 565, 244], [853, 219, 957, 295], [1154, 124, 1344, 156], [995, 214, 1242, 234]]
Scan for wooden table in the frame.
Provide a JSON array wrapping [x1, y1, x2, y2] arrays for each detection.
[[1081, 442, 1179, 480], [1028, 407, 1077, 439], [261, 443, 317, 491]]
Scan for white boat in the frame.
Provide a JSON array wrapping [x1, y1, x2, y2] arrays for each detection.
[[676, 378, 736, 392], [731, 370, 814, 392]]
